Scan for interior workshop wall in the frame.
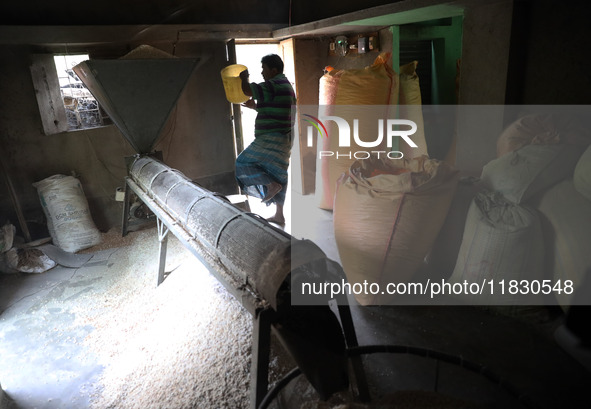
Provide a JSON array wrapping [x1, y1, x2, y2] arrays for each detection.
[[289, 28, 394, 195], [0, 45, 136, 235], [0, 41, 236, 235], [510, 0, 591, 105], [149, 41, 238, 195]]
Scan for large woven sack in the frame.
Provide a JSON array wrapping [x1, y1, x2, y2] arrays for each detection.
[[316, 53, 399, 210], [399, 60, 428, 158], [34, 175, 101, 253], [573, 144, 591, 202], [535, 180, 591, 308], [496, 113, 591, 157], [333, 156, 458, 305], [3, 247, 56, 274], [481, 144, 583, 204], [427, 177, 484, 279], [0, 223, 15, 254], [449, 191, 544, 305]]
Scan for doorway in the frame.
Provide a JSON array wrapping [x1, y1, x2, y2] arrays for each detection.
[[235, 43, 281, 149], [233, 42, 298, 229]]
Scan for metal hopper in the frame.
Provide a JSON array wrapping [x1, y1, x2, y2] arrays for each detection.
[[73, 56, 200, 154]]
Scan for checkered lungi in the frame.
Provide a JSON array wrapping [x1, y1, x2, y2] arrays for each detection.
[[235, 132, 292, 206]]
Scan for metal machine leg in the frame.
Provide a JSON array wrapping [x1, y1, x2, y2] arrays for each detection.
[[250, 308, 273, 409], [121, 179, 131, 237], [156, 217, 169, 286], [336, 302, 370, 403]]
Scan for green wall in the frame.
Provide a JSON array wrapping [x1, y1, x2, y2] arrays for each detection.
[[394, 17, 463, 159], [398, 16, 463, 105]]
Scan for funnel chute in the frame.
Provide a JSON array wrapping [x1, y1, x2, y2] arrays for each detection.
[[73, 55, 200, 154]]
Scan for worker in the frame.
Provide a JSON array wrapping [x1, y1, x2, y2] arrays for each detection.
[[236, 54, 296, 225]]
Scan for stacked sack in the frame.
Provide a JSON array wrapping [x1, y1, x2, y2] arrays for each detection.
[[427, 176, 484, 280], [398, 60, 428, 159], [334, 156, 458, 305], [324, 56, 448, 306], [534, 142, 591, 307], [316, 53, 400, 210], [316, 57, 431, 210], [449, 113, 591, 307], [448, 190, 545, 305]]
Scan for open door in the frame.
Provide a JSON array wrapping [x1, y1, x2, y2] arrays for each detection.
[[226, 39, 245, 158], [278, 38, 310, 196]]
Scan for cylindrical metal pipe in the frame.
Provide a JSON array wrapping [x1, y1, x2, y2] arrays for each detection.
[[127, 155, 351, 401], [128, 155, 320, 310]]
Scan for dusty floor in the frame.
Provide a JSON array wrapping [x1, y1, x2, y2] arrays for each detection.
[[0, 227, 260, 409], [1, 194, 591, 408]]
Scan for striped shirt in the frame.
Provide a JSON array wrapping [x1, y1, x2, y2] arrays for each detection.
[[249, 74, 296, 138]]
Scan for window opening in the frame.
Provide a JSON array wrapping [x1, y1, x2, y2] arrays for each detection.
[[53, 54, 109, 130]]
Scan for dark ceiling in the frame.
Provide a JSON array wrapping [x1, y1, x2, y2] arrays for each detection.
[[1, 0, 404, 26]]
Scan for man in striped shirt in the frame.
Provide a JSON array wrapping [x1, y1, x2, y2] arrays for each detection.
[[236, 54, 296, 225]]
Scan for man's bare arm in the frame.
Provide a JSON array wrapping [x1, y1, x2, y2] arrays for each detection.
[[240, 69, 253, 96]]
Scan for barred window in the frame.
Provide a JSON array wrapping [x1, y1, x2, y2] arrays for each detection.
[[53, 54, 110, 130]]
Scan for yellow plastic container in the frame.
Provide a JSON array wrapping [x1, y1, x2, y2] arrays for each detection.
[[220, 64, 250, 104]]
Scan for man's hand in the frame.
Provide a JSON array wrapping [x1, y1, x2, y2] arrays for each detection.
[[242, 98, 256, 110], [239, 68, 253, 96]]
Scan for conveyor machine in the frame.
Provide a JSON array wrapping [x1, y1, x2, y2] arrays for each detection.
[[73, 53, 368, 408]]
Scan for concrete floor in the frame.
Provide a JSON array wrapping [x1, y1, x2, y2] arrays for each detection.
[[1, 192, 591, 408], [0, 249, 117, 408]]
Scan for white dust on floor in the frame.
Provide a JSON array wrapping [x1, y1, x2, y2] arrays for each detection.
[[73, 227, 253, 409]]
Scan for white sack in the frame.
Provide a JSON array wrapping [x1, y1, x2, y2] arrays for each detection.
[[481, 144, 582, 204], [34, 174, 101, 253], [449, 191, 544, 305], [573, 144, 591, 202]]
